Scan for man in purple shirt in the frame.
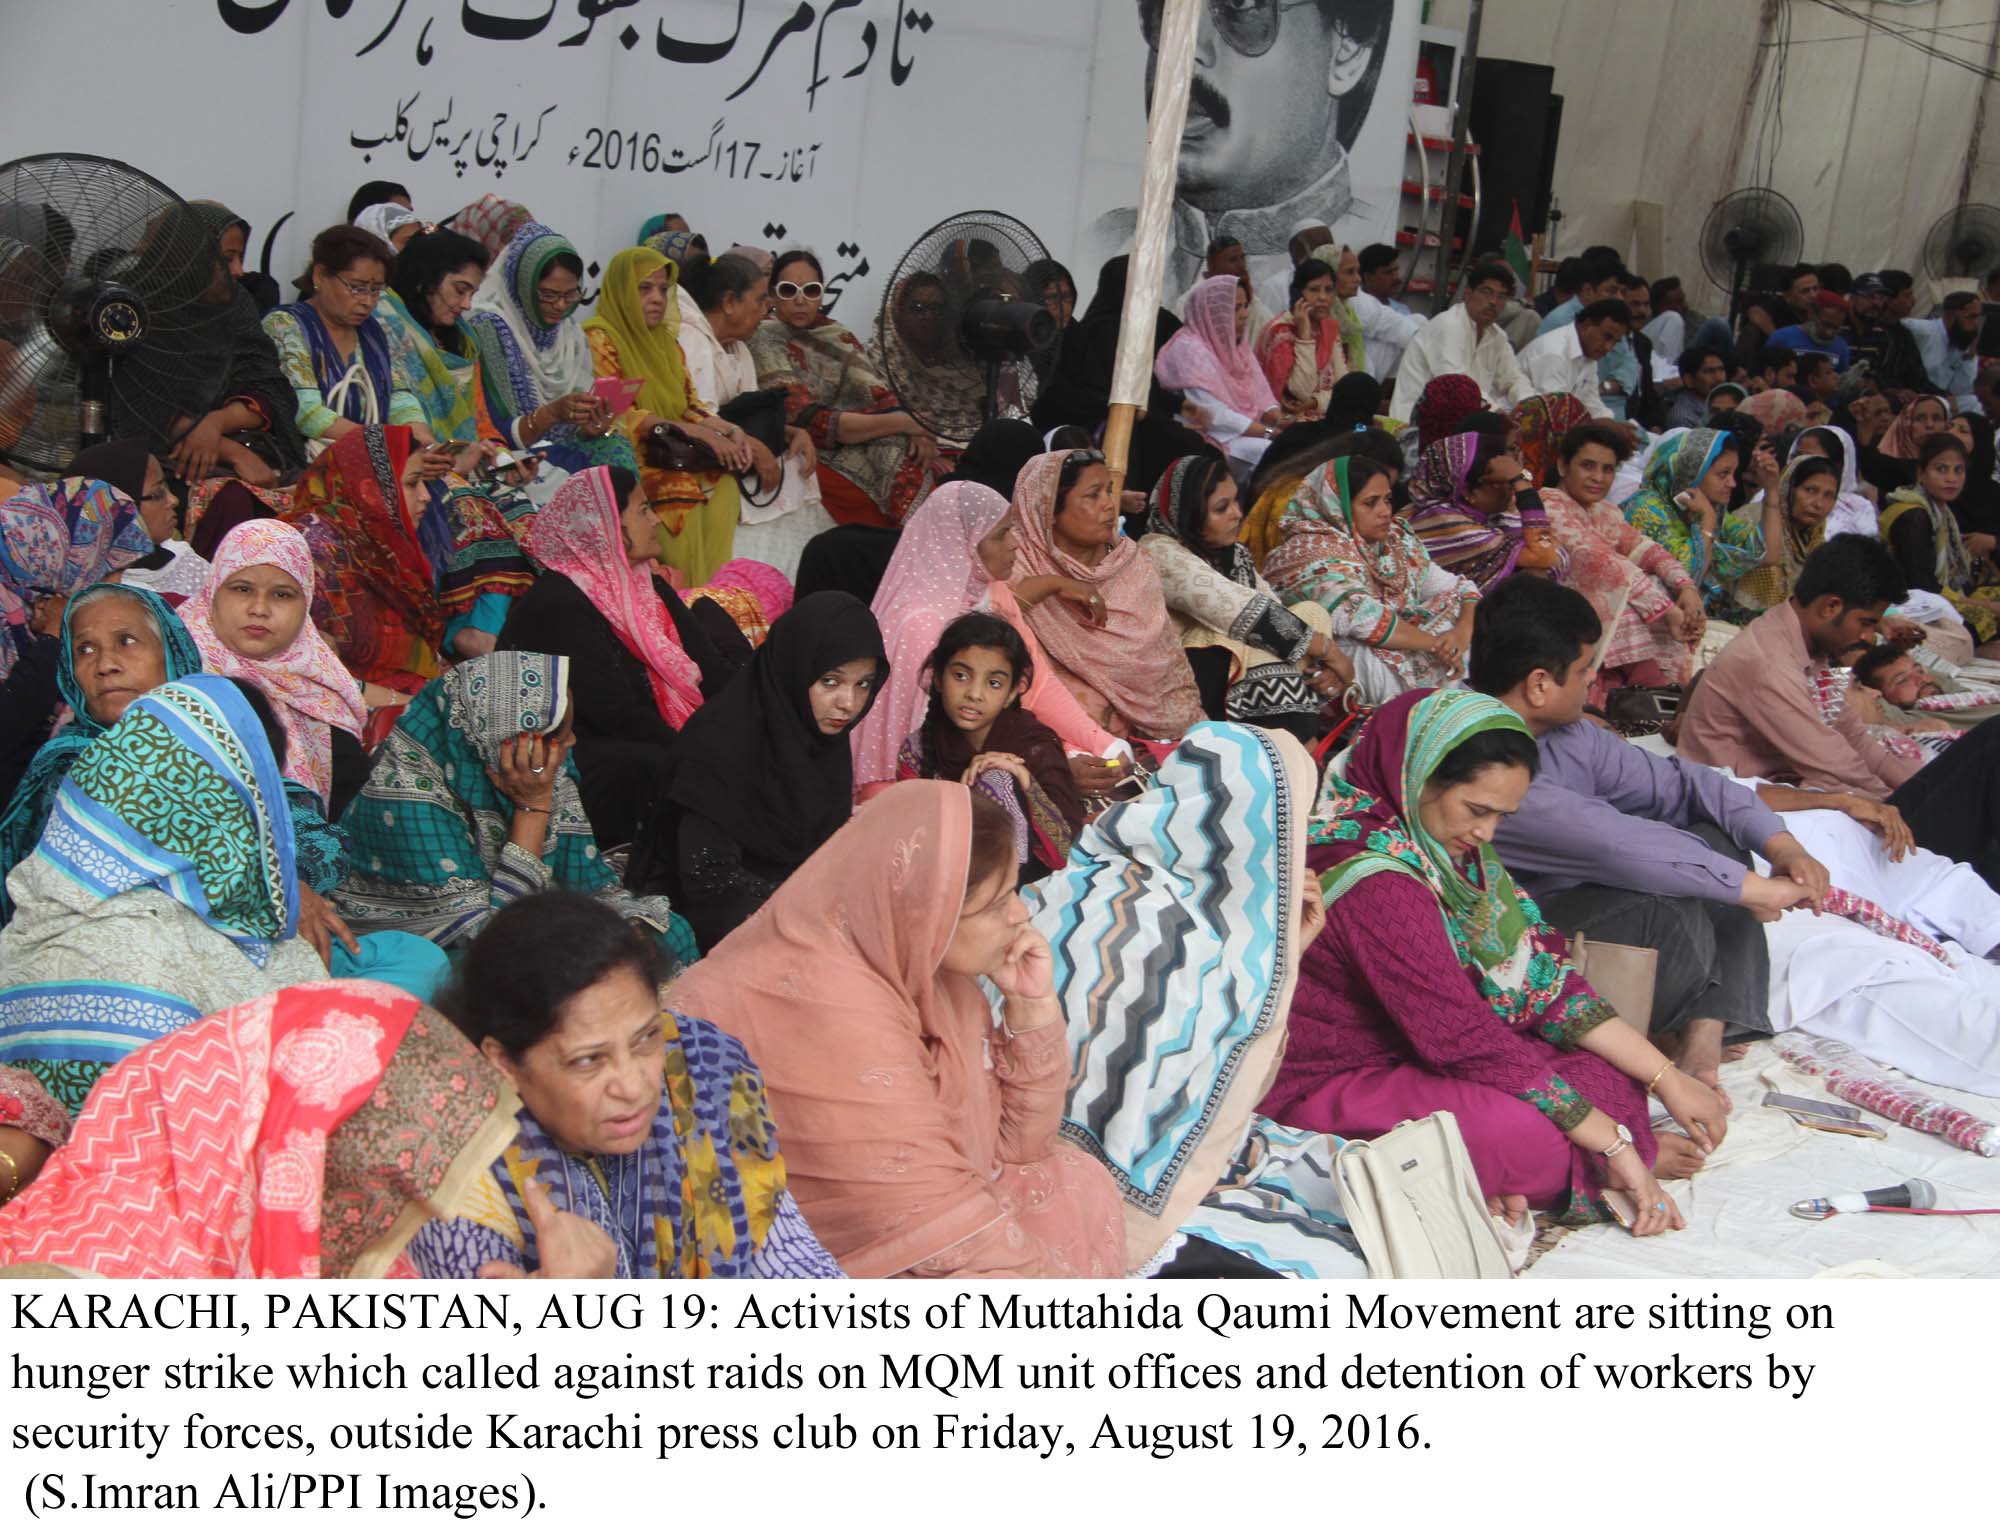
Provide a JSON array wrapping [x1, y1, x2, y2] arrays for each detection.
[[1469, 577, 1828, 1102]]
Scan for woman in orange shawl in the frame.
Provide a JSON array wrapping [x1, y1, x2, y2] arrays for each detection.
[[669, 781, 1125, 1278]]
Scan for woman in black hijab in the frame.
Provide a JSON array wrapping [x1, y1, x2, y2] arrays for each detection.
[[643, 592, 888, 950], [1030, 255, 1206, 494], [119, 201, 303, 481]]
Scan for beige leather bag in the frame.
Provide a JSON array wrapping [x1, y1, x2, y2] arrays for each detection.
[[1334, 1111, 1514, 1279], [1571, 934, 1659, 1031]]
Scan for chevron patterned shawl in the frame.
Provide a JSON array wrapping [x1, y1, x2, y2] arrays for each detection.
[[1024, 721, 1315, 1268]]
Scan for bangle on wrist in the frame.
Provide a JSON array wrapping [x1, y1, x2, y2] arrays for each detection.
[[1646, 1060, 1673, 1096], [514, 804, 551, 817], [0, 1146, 19, 1200]]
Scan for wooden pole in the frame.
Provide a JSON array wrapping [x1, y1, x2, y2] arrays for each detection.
[[1104, 0, 1200, 494]]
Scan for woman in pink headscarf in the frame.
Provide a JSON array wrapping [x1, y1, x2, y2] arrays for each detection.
[[1154, 275, 1282, 469], [183, 520, 368, 811], [1008, 449, 1203, 742], [849, 481, 1123, 800], [497, 464, 741, 849], [671, 781, 1125, 1278]]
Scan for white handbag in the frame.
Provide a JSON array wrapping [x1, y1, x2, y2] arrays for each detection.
[[1334, 1110, 1515, 1279]]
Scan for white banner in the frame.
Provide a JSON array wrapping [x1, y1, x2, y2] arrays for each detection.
[[0, 0, 1419, 330]]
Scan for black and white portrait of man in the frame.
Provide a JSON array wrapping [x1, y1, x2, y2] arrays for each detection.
[[1084, 0, 1415, 313]]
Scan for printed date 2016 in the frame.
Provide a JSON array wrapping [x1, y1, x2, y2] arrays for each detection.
[[573, 129, 819, 183]]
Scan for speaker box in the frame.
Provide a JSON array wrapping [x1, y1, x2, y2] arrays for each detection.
[[1464, 58, 1560, 256]]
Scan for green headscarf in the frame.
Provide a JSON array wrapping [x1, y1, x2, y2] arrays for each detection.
[[583, 245, 691, 422], [1314, 688, 1536, 973]]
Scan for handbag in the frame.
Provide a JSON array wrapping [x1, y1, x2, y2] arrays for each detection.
[[1333, 1110, 1513, 1279], [1570, 933, 1658, 1031]]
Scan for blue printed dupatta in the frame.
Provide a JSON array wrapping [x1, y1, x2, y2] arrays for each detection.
[[0, 676, 307, 1111]]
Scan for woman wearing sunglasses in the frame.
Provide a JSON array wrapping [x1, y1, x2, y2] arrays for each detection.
[[749, 250, 940, 529], [262, 224, 431, 455]]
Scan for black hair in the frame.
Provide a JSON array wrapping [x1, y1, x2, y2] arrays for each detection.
[[1289, 259, 1335, 305], [1205, 233, 1243, 259], [1917, 431, 1967, 471], [1552, 257, 1583, 294], [1816, 262, 1853, 295], [346, 181, 410, 224], [1431, 727, 1539, 788], [223, 678, 289, 769], [680, 251, 763, 310], [1794, 426, 1845, 477], [1850, 644, 1912, 689], [607, 464, 640, 506], [1344, 430, 1404, 477], [1043, 424, 1095, 453], [1558, 421, 1633, 465], [1357, 242, 1399, 276], [1576, 297, 1632, 327], [1798, 352, 1837, 380], [439, 891, 666, 1057], [1758, 344, 1797, 375], [1878, 269, 1915, 296], [1574, 250, 1622, 289], [966, 793, 1020, 893], [1454, 409, 1511, 441], [1787, 455, 1840, 512], [1468, 573, 1603, 697], [771, 248, 825, 283], [1344, 452, 1394, 503], [1466, 435, 1511, 493], [1315, 0, 1395, 148], [1579, 244, 1620, 263], [1621, 270, 1648, 292], [1465, 259, 1517, 295], [1054, 449, 1107, 511], [1793, 533, 1910, 610], [1677, 344, 1725, 377], [1942, 290, 1982, 314], [1784, 262, 1818, 288], [1650, 275, 1684, 310], [295, 223, 396, 297], [390, 229, 489, 343], [922, 612, 1035, 703]]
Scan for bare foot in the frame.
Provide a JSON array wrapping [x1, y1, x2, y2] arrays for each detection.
[[1655, 1133, 1708, 1180], [1673, 1018, 1735, 1112], [1722, 1043, 1751, 1062]]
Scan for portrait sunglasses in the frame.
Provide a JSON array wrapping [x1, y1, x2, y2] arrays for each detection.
[[775, 280, 825, 301], [1137, 0, 1319, 60]]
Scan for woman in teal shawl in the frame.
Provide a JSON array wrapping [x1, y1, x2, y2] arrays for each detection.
[[463, 222, 635, 475], [0, 585, 348, 925], [1618, 428, 1766, 614], [380, 227, 494, 445], [334, 650, 696, 968]]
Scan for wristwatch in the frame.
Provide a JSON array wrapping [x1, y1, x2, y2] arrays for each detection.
[[1600, 1123, 1634, 1160]]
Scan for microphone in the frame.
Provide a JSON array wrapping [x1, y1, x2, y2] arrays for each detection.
[[1790, 1179, 1937, 1219]]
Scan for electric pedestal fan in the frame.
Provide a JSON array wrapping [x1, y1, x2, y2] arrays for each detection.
[[0, 153, 233, 473], [874, 211, 1060, 445], [1922, 204, 2000, 284], [1698, 187, 1803, 329]]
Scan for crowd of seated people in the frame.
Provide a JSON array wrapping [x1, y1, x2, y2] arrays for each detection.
[[9, 177, 2000, 1283]]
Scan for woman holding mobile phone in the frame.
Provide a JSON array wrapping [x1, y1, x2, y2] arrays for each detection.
[[465, 222, 636, 475]]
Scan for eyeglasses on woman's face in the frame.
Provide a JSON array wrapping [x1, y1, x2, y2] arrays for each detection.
[[332, 273, 386, 300], [536, 285, 583, 309], [775, 280, 825, 302]]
